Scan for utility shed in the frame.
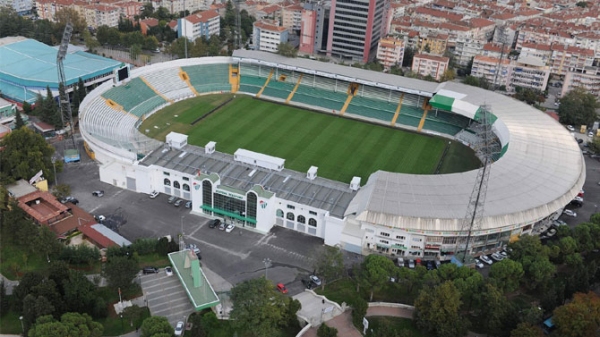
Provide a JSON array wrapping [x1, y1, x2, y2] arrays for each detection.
[[166, 132, 188, 150], [234, 148, 285, 171]]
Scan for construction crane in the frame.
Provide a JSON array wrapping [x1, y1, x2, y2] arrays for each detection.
[[56, 22, 80, 163]]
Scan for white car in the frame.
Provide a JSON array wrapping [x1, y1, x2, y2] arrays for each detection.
[[567, 125, 575, 132], [563, 209, 577, 217], [408, 260, 415, 269], [491, 253, 504, 262], [174, 321, 184, 336], [310, 275, 322, 286], [225, 224, 235, 233], [474, 259, 485, 269], [165, 266, 173, 276], [589, 131, 595, 138], [480, 255, 493, 265], [573, 196, 583, 202], [149, 190, 159, 199]]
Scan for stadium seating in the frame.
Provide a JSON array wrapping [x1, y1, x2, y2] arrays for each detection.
[[129, 96, 168, 118], [345, 96, 397, 122], [291, 75, 347, 111], [181, 64, 231, 94], [102, 78, 166, 112], [422, 120, 462, 135], [239, 75, 264, 95], [262, 80, 295, 100], [141, 68, 195, 101]]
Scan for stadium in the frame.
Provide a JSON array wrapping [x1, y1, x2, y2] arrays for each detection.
[[79, 49, 585, 261], [0, 36, 123, 104]]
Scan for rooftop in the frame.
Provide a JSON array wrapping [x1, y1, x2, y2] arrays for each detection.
[[168, 250, 220, 311]]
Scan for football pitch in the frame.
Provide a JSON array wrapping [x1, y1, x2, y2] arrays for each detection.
[[140, 95, 480, 183]]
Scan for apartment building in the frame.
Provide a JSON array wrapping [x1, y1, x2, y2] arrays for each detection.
[[471, 55, 549, 92], [1, 0, 32, 14], [453, 39, 485, 67], [376, 36, 405, 69], [179, 10, 220, 41], [282, 3, 303, 33], [417, 33, 448, 56], [519, 43, 552, 65], [561, 69, 600, 99], [481, 42, 511, 59], [326, 0, 389, 63], [471, 55, 510, 89], [511, 56, 550, 92], [411, 53, 449, 81], [550, 44, 595, 76], [147, 0, 209, 15], [253, 19, 289, 53]]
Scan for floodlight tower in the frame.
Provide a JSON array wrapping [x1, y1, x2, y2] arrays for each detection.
[[455, 105, 497, 263], [234, 0, 242, 50], [56, 22, 78, 153]]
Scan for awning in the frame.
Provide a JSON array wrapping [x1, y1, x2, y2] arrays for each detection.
[[391, 244, 407, 250], [201, 205, 257, 224]]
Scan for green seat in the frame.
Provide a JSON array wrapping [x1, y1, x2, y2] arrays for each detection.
[[102, 78, 165, 113], [182, 64, 231, 94]]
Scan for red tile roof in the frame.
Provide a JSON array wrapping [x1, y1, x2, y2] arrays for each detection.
[[78, 224, 117, 249], [414, 53, 449, 62], [185, 10, 220, 24], [18, 191, 69, 225]]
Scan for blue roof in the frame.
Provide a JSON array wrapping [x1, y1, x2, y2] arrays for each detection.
[[0, 38, 122, 90], [0, 80, 38, 103]]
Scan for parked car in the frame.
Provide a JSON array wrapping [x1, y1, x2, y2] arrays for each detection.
[[474, 259, 485, 269], [208, 219, 221, 228], [310, 275, 322, 286], [218, 222, 226, 231], [589, 131, 595, 138], [165, 266, 173, 276], [95, 215, 106, 224], [167, 196, 177, 204], [500, 250, 508, 258], [143, 267, 159, 274], [573, 196, 583, 202], [563, 209, 577, 217], [491, 252, 504, 262], [570, 200, 583, 208], [60, 196, 79, 205], [174, 199, 183, 207], [435, 260, 441, 269], [426, 260, 435, 270], [567, 125, 575, 132], [148, 190, 159, 199], [225, 224, 235, 233], [185, 200, 192, 209], [553, 219, 567, 227], [276, 283, 288, 294], [480, 255, 493, 265], [546, 228, 557, 237], [92, 190, 104, 197], [396, 257, 404, 267], [408, 260, 415, 269], [301, 278, 313, 289], [174, 321, 184, 336]]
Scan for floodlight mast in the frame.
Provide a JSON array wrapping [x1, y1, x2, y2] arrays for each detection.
[[56, 22, 76, 148]]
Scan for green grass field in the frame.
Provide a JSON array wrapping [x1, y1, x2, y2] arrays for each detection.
[[140, 95, 479, 183]]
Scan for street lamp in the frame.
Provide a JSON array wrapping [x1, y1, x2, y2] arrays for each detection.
[[51, 156, 58, 185], [263, 258, 271, 280], [19, 316, 24, 336]]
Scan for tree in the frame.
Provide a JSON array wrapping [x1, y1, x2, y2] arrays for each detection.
[[13, 271, 45, 312], [277, 43, 297, 57], [15, 109, 25, 128], [558, 87, 599, 126], [489, 259, 524, 293], [510, 323, 544, 337], [140, 316, 173, 337], [0, 281, 9, 317], [317, 324, 338, 337], [414, 281, 468, 337], [462, 75, 480, 87], [522, 255, 555, 291], [359, 255, 395, 301], [553, 292, 600, 337], [402, 46, 414, 67], [311, 246, 344, 290], [63, 271, 99, 317], [479, 283, 508, 336], [439, 69, 455, 82], [103, 256, 139, 292], [28, 313, 103, 337], [0, 127, 60, 184], [575, 1, 588, 8], [82, 29, 100, 52], [122, 305, 145, 330], [129, 44, 142, 61], [35, 226, 63, 261], [230, 277, 286, 337]]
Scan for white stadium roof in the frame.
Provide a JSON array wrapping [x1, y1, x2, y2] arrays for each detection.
[[346, 81, 585, 231]]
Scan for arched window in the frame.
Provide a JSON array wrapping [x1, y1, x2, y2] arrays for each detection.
[[173, 181, 181, 189], [286, 212, 295, 221], [308, 218, 317, 227], [298, 215, 306, 224], [276, 209, 284, 218], [183, 184, 190, 191], [163, 178, 171, 186]]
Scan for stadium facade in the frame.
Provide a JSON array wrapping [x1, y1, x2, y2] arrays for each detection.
[[79, 50, 585, 261], [0, 37, 123, 104]]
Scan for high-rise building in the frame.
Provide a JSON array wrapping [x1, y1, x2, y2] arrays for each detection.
[[299, 1, 330, 55], [326, 0, 389, 63]]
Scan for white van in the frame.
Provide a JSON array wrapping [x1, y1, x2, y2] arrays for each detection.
[[396, 257, 404, 267]]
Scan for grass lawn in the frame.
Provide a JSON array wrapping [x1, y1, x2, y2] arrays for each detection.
[[0, 231, 49, 280], [140, 95, 478, 183], [315, 278, 419, 306], [0, 309, 24, 335], [366, 316, 423, 337], [437, 140, 481, 174], [137, 253, 171, 268]]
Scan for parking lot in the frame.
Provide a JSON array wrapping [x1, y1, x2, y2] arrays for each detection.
[[140, 271, 194, 326], [55, 139, 327, 300]]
